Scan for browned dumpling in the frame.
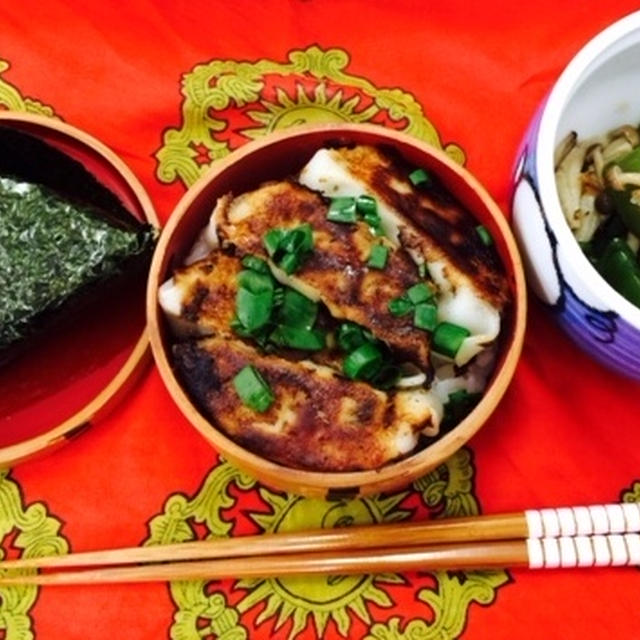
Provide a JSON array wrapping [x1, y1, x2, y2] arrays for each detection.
[[214, 180, 431, 369], [173, 337, 439, 472], [158, 252, 240, 339], [158, 144, 511, 473], [299, 145, 509, 309]]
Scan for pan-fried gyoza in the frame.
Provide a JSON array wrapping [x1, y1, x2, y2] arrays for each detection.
[[173, 337, 439, 472], [159, 145, 510, 472]]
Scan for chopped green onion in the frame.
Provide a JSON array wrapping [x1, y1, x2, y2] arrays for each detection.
[[279, 288, 318, 329], [236, 288, 273, 331], [432, 322, 471, 358], [387, 295, 413, 316], [280, 229, 304, 254], [327, 195, 383, 234], [441, 389, 482, 430], [407, 282, 434, 305], [370, 363, 401, 389], [270, 325, 325, 351], [237, 269, 274, 294], [263, 225, 314, 274], [414, 302, 438, 331], [475, 225, 493, 247], [409, 168, 432, 188], [355, 194, 377, 216], [233, 256, 325, 351], [343, 342, 384, 380], [298, 224, 314, 251], [241, 255, 270, 274], [233, 365, 275, 412], [327, 197, 358, 223], [363, 210, 382, 231], [356, 196, 382, 232], [448, 389, 474, 404], [418, 262, 427, 278], [230, 316, 252, 338], [368, 244, 389, 269], [279, 252, 303, 274], [272, 286, 285, 307], [281, 223, 313, 253], [263, 229, 285, 257], [336, 322, 372, 352]]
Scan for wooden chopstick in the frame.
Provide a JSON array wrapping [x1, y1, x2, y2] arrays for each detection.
[[0, 540, 529, 585], [0, 510, 527, 571], [2, 533, 640, 586], [0, 502, 637, 586]]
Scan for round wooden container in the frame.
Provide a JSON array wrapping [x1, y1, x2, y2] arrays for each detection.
[[0, 112, 158, 467], [147, 123, 526, 498]]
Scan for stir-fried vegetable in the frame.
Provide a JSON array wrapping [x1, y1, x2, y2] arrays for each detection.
[[555, 124, 640, 308]]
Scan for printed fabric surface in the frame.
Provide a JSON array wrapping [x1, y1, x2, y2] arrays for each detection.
[[1, 2, 639, 638]]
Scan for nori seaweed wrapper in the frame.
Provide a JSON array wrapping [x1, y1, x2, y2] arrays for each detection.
[[0, 127, 156, 360]]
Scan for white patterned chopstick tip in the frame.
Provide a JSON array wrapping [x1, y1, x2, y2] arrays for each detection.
[[524, 503, 640, 538], [526, 534, 640, 569]]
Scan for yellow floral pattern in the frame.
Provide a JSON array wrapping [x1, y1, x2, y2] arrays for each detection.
[[0, 471, 69, 640], [0, 59, 57, 116], [145, 450, 508, 640], [155, 45, 465, 188], [0, 60, 64, 640]]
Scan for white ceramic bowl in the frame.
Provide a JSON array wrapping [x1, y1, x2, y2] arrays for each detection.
[[512, 11, 640, 379]]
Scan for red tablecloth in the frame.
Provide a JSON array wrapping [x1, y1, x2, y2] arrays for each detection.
[[2, 2, 640, 638]]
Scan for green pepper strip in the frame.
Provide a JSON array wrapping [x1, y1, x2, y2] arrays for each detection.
[[616, 146, 640, 173], [610, 188, 640, 237], [597, 237, 640, 307]]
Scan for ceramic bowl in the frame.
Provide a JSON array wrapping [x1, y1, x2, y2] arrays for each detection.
[[148, 123, 526, 498], [512, 11, 640, 379]]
